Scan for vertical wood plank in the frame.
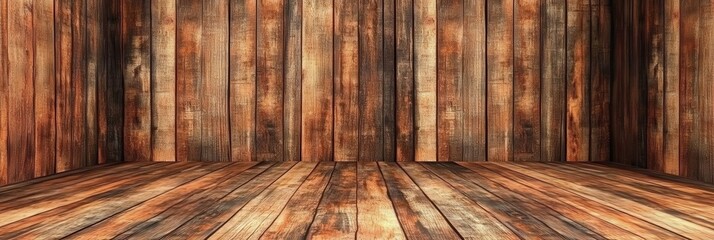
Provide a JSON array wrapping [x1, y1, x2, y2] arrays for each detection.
[[414, 0, 437, 161], [256, 0, 284, 161], [383, 0, 397, 162], [86, 0, 99, 166], [283, 0, 302, 161], [487, 0, 514, 162], [396, 0, 414, 162], [176, 0, 202, 162], [56, 0, 73, 171], [151, 0, 177, 162], [302, 0, 333, 161], [229, 0, 256, 161], [0, 0, 8, 184], [463, 0, 486, 162], [437, 0, 464, 161], [514, 0, 541, 161], [645, 0, 665, 171], [590, 0, 611, 162], [34, 0, 56, 176], [679, 0, 700, 178], [359, 0, 384, 161], [663, 0, 680, 175], [7, 0, 35, 182], [201, 0, 230, 162], [123, 0, 151, 162], [541, 0, 566, 162], [72, 0, 88, 167], [334, 0, 359, 161], [104, 0, 124, 163], [566, 0, 590, 162], [698, 0, 714, 183]]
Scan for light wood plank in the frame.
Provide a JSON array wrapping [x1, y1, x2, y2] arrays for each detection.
[[356, 162, 405, 239], [150, 0, 177, 162], [306, 162, 357, 239], [334, 0, 359, 161], [414, 0, 437, 161], [229, 0, 257, 161]]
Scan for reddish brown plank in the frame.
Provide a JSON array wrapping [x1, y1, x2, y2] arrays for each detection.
[[414, 0, 437, 162], [201, 0, 230, 162], [395, 0, 414, 162], [359, 0, 384, 161], [301, 0, 333, 161], [151, 0, 177, 162], [383, 0, 397, 162], [541, 0, 566, 162], [334, 0, 359, 161], [122, 0, 151, 162], [698, 0, 714, 183], [437, 0, 464, 162], [590, 0, 611, 162], [487, 0, 514, 162], [679, 0, 700, 178], [514, 0, 541, 162], [86, 0, 99, 167], [100, 0, 124, 164], [663, 0, 680, 175], [462, 0, 486, 162], [256, 0, 284, 162], [229, 0, 256, 161], [56, 0, 73, 171], [566, 0, 590, 162], [34, 0, 56, 177], [356, 162, 405, 238], [306, 162, 357, 238], [645, 0, 665, 171], [176, 0, 202, 162], [283, 0, 301, 162], [0, 0, 8, 185]]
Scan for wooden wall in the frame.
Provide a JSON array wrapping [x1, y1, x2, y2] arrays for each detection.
[[611, 0, 714, 183], [122, 0, 611, 162], [0, 0, 123, 186]]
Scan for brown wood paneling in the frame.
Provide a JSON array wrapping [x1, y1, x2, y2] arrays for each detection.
[[0, 0, 7, 185], [34, 0, 56, 177], [122, 0, 151, 162], [150, 0, 177, 162], [383, 0, 397, 162], [334, 0, 359, 161], [229, 0, 256, 161], [201, 0, 230, 162], [645, 0, 665, 172], [590, 0, 611, 162], [679, 0, 700, 178], [256, 0, 284, 161], [541, 0, 566, 162], [414, 0, 437, 162], [487, 0, 514, 162], [514, 0, 541, 161], [566, 0, 590, 162], [663, 0, 680, 175], [283, 0, 302, 162], [176, 0, 203, 162], [437, 0, 464, 161], [463, 0, 486, 162], [359, 0, 384, 161], [396, 0, 414, 162], [698, 0, 714, 183]]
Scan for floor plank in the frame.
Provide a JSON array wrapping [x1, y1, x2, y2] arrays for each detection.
[[0, 161, 712, 239]]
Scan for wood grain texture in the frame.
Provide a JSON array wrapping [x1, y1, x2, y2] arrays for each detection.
[[645, 0, 665, 172], [679, 0, 699, 178], [566, 0, 590, 162], [306, 162, 357, 238], [487, 0, 514, 162], [334, 0, 359, 161], [86, 0, 99, 168], [514, 0, 541, 161], [437, 0, 464, 161], [256, 0, 284, 162], [283, 0, 302, 162], [663, 0, 680, 175], [176, 0, 203, 162], [0, 0, 7, 185], [359, 0, 384, 161], [150, 0, 176, 162], [395, 0, 414, 162], [123, 0, 151, 162], [463, 0, 486, 162], [698, 0, 714, 183], [356, 162, 405, 238], [201, 0, 230, 162], [301, 0, 333, 161], [229, 0, 256, 161], [34, 0, 56, 177], [541, 0, 566, 162], [590, 0, 611, 162], [414, 0, 437, 161], [383, 0, 397, 162]]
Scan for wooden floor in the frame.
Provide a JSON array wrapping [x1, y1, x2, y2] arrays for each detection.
[[0, 162, 713, 239]]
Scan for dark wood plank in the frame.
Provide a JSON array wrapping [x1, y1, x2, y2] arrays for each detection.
[[541, 0, 566, 162], [66, 162, 262, 238], [460, 162, 681, 239], [663, 0, 680, 175], [211, 162, 317, 239], [428, 163, 597, 239], [0, 0, 7, 185], [33, 0, 56, 177], [383, 0, 397, 162], [680, 0, 700, 178], [395, 0, 414, 162], [200, 0, 230, 162], [101, 0, 124, 164], [698, 0, 714, 183], [645, 0, 665, 171], [359, 0, 384, 161], [7, 0, 35, 183], [301, 0, 333, 161], [159, 162, 295, 239], [437, 0, 464, 161], [566, 0, 590, 162], [150, 0, 177, 162], [86, 0, 99, 167], [356, 162, 405, 238], [229, 0, 256, 161], [378, 162, 460, 238], [176, 0, 202, 162], [414, 0, 437, 161], [0, 163, 229, 239], [306, 162, 357, 238], [590, 0, 611, 162], [513, 0, 541, 162], [283, 0, 302, 162], [487, 0, 514, 162], [72, 0, 89, 168], [261, 162, 335, 239], [256, 0, 284, 162], [462, 0, 486, 162], [399, 162, 518, 238], [122, 0, 151, 162], [334, 0, 359, 161]]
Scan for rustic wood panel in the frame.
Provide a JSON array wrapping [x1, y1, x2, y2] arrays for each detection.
[[541, 0, 566, 162], [590, 0, 611, 162], [414, 0, 438, 162], [437, 0, 464, 161], [176, 0, 203, 162], [256, 0, 284, 161], [645, 0, 665, 172], [487, 0, 514, 162], [150, 0, 176, 162], [359, 0, 384, 161], [663, 0, 680, 175], [462, 0, 486, 162], [0, 0, 8, 185], [566, 0, 590, 162], [514, 0, 541, 161], [201, 0, 230, 162], [395, 0, 414, 162], [334, 0, 359, 161], [229, 0, 256, 161], [122, 0, 151, 162], [283, 0, 302, 162], [34, 0, 56, 177]]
